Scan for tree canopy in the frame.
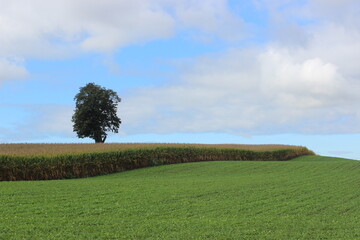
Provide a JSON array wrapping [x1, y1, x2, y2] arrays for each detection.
[[72, 83, 121, 143]]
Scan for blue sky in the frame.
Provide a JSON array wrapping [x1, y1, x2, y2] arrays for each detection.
[[0, 0, 359, 160]]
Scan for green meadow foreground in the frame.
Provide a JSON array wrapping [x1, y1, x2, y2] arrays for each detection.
[[1, 155, 359, 239]]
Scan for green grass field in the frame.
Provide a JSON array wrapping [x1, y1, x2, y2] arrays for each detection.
[[1, 155, 359, 239]]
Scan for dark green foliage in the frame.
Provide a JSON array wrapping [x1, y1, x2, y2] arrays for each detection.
[[72, 83, 121, 143], [0, 146, 314, 181]]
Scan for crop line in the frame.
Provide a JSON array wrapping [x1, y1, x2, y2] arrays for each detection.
[[0, 145, 315, 181]]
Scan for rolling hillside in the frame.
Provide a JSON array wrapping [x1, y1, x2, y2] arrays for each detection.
[[1, 155, 359, 239]]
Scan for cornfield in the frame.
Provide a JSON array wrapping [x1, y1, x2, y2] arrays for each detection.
[[0, 144, 315, 181]]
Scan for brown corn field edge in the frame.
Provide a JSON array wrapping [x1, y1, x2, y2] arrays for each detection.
[[0, 144, 315, 181]]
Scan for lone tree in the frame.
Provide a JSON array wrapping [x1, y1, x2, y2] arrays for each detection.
[[72, 83, 121, 143]]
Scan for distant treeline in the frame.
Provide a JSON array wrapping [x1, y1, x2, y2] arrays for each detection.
[[0, 146, 314, 181]]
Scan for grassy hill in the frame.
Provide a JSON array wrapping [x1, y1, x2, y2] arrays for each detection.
[[1, 155, 359, 239]]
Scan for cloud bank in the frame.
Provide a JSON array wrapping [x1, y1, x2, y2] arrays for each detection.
[[121, 46, 359, 135], [0, 0, 241, 83], [118, 0, 360, 136], [0, 0, 359, 140], [0, 0, 240, 56]]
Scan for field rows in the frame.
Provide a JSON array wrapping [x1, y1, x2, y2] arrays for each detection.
[[0, 156, 359, 239]]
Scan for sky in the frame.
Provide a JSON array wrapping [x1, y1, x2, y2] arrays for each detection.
[[0, 0, 359, 160]]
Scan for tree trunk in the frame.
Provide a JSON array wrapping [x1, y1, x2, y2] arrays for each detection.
[[94, 134, 106, 143], [94, 134, 103, 143]]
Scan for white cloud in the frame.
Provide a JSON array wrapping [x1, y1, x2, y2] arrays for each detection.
[[0, 0, 244, 58], [258, 49, 346, 105], [33, 105, 74, 136], [120, 42, 360, 135], [164, 0, 246, 41], [307, 25, 360, 78], [256, 0, 360, 48], [0, 104, 75, 142], [0, 0, 245, 85], [1, 0, 359, 140], [0, 0, 175, 57], [0, 58, 28, 84], [77, 0, 175, 52], [300, 0, 360, 27]]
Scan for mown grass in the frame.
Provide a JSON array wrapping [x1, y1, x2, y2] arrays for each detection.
[[1, 155, 359, 239]]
